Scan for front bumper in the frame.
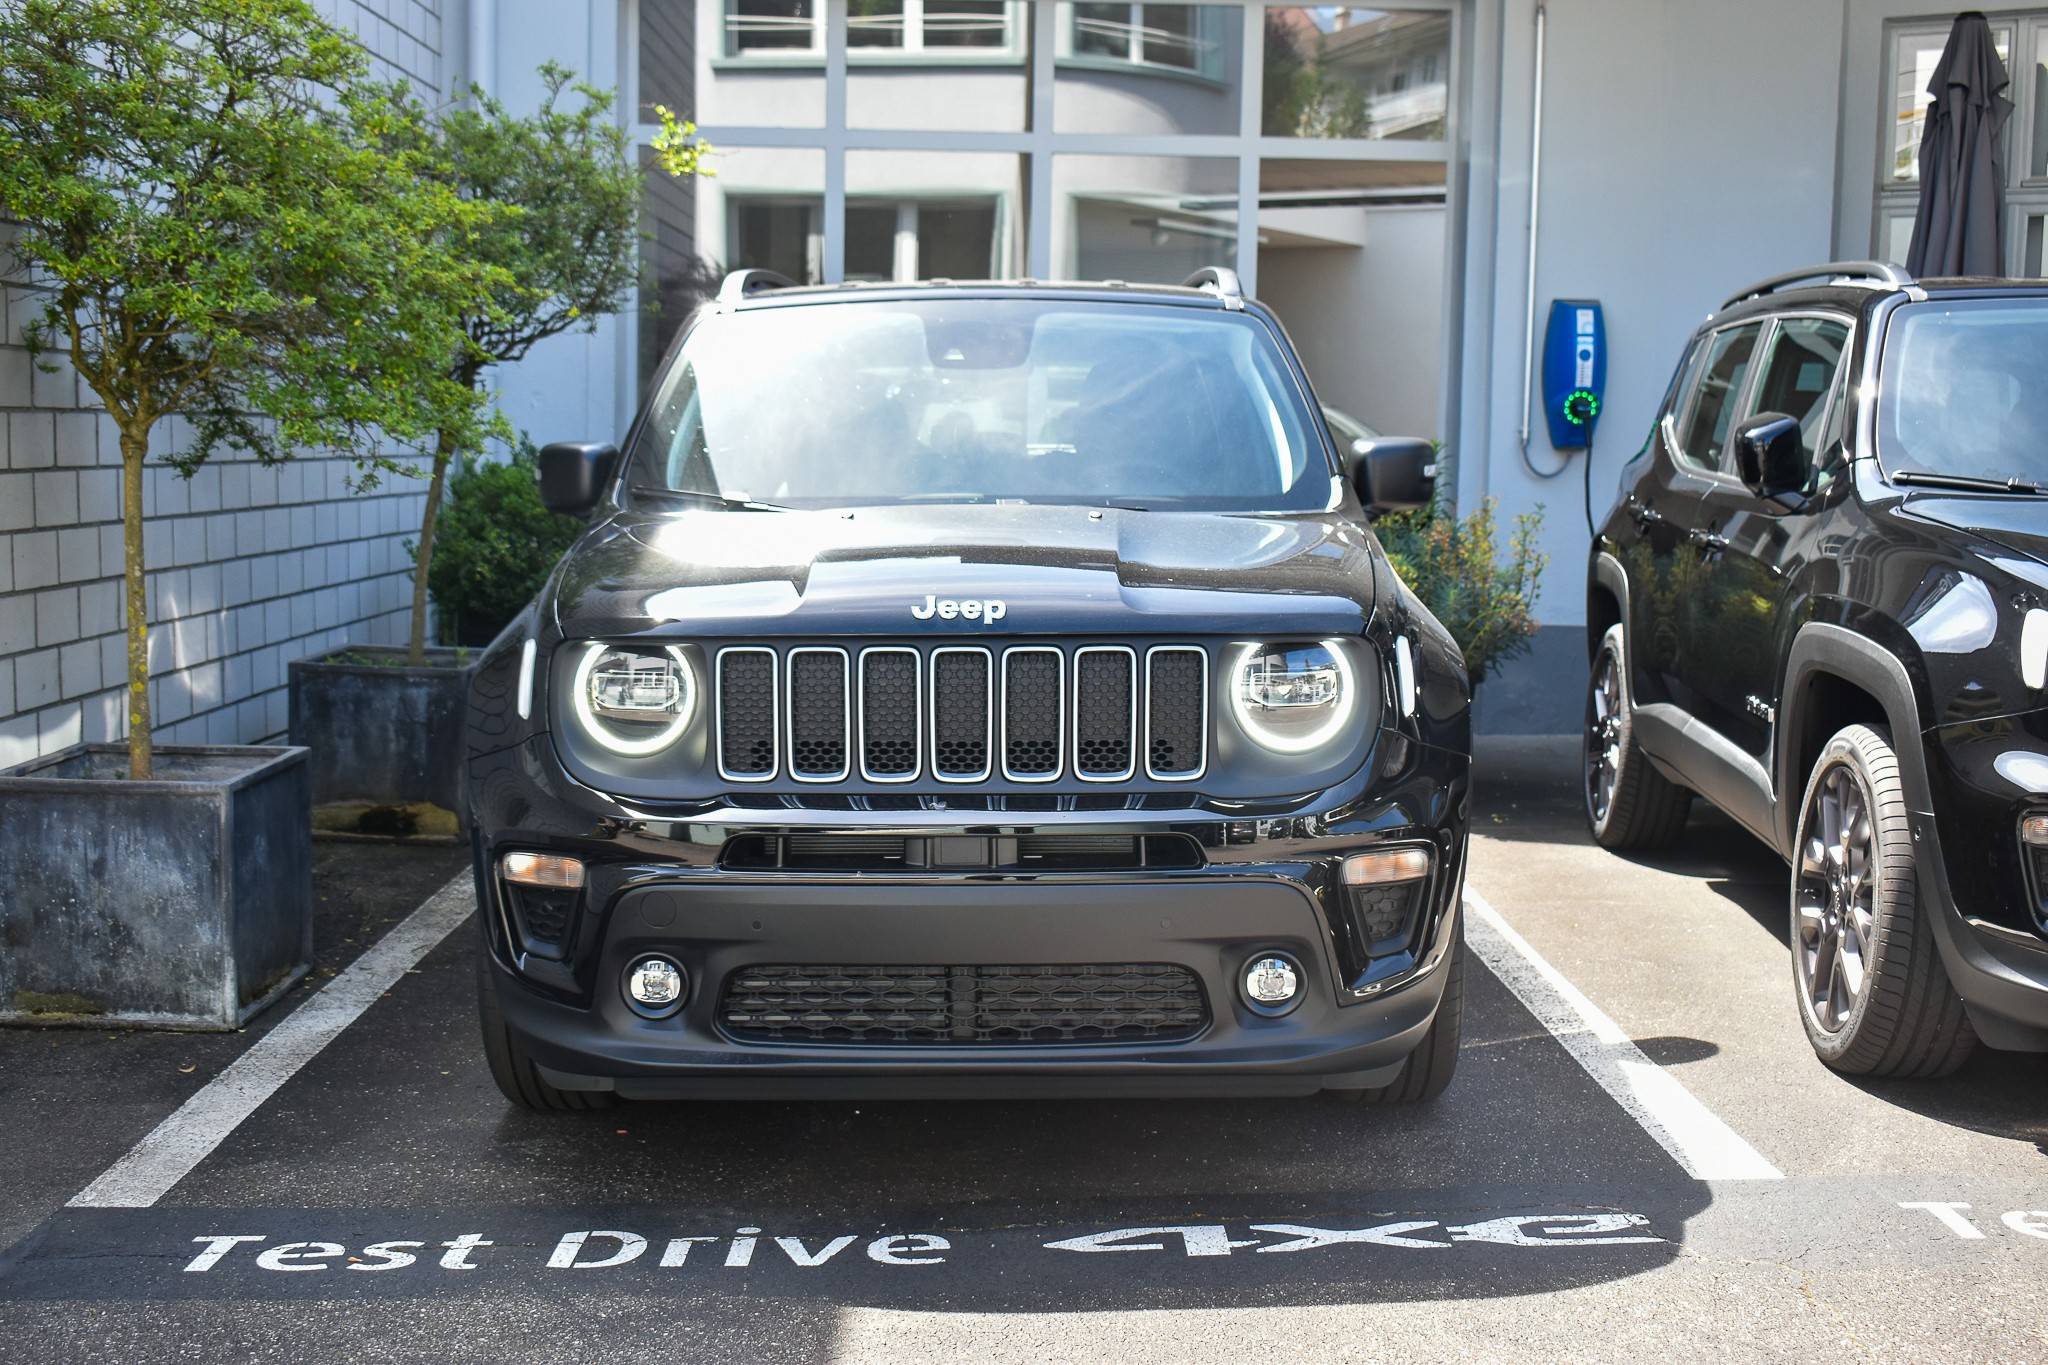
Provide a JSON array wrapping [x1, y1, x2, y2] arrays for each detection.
[[1916, 717, 2048, 1046], [466, 728, 1470, 1096]]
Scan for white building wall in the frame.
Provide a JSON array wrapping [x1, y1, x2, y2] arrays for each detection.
[[1260, 204, 1448, 441], [1456, 0, 1848, 731]]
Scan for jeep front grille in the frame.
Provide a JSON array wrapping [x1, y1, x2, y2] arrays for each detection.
[[720, 963, 1209, 1044], [715, 643, 1208, 787]]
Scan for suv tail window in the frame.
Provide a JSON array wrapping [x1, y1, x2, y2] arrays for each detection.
[[1678, 323, 1764, 470]]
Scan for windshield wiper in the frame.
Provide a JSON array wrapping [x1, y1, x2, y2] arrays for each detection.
[[629, 485, 791, 512], [1890, 469, 2048, 496]]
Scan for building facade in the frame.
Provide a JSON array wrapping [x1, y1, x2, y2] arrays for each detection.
[[0, 0, 2025, 766]]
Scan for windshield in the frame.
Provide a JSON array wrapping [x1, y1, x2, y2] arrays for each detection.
[[1878, 298, 2048, 484], [626, 298, 1332, 511]]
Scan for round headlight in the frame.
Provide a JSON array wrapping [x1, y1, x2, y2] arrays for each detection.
[[1231, 641, 1357, 753], [571, 643, 696, 755]]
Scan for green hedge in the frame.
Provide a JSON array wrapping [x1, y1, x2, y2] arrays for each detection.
[[425, 443, 586, 645]]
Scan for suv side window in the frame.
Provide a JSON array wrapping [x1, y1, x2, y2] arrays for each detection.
[[1751, 317, 1851, 466], [1677, 322, 1764, 471]]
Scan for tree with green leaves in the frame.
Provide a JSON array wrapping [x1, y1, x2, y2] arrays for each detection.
[[396, 66, 714, 665], [1262, 11, 1372, 139], [0, 0, 498, 778]]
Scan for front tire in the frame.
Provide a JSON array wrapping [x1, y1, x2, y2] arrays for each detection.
[[1583, 624, 1691, 850], [478, 960, 618, 1111], [1790, 724, 1976, 1077], [1361, 927, 1465, 1104]]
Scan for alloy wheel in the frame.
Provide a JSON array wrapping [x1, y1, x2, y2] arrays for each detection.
[[1795, 762, 1877, 1033], [1584, 647, 1624, 824]]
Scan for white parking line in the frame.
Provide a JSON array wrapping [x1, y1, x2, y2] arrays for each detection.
[[68, 873, 475, 1210], [1463, 888, 1784, 1182]]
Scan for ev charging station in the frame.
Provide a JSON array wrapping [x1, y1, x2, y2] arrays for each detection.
[[1542, 298, 1605, 450]]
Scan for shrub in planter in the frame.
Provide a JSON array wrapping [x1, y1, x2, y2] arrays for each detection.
[[1374, 496, 1547, 684], [427, 443, 587, 646]]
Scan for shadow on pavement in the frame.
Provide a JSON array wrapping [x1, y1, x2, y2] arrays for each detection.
[[0, 925, 1718, 1313]]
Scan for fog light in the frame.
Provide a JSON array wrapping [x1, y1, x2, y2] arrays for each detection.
[[1243, 954, 1302, 1014], [1341, 847, 1432, 885], [624, 956, 686, 1016], [503, 852, 585, 889], [2022, 814, 2048, 847]]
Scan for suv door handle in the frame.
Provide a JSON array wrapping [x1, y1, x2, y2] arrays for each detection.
[[1691, 529, 1730, 551], [1627, 499, 1664, 529]]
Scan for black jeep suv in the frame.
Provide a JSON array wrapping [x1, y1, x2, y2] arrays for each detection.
[[462, 268, 1472, 1109], [1588, 260, 2048, 1076]]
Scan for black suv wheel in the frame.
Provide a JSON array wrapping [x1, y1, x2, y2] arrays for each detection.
[[479, 963, 617, 1111], [1582, 625, 1691, 850], [1359, 927, 1465, 1104], [1791, 725, 1976, 1077]]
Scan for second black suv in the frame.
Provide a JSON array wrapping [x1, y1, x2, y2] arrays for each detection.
[[1588, 261, 2048, 1077]]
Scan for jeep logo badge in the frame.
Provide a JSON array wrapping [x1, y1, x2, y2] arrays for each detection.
[[913, 594, 1007, 622]]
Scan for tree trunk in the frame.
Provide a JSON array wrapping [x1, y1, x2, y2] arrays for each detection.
[[406, 424, 459, 666], [119, 425, 153, 780]]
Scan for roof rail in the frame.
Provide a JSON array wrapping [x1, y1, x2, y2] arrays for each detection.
[[717, 268, 799, 305], [1721, 261, 1915, 310], [1182, 266, 1246, 310]]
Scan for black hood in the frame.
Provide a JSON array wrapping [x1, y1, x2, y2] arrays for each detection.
[[549, 503, 1379, 640], [1900, 492, 2048, 573]]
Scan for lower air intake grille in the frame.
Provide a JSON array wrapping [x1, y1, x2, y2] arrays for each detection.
[[720, 964, 1208, 1044]]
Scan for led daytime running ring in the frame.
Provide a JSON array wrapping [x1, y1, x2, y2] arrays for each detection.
[[1230, 639, 1358, 754], [571, 643, 696, 756]]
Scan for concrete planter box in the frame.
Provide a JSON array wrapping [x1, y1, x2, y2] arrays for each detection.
[[0, 744, 313, 1030], [289, 648, 471, 818]]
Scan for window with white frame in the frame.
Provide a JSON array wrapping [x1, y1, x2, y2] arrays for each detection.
[[729, 195, 1004, 283], [726, 0, 1022, 58], [1874, 14, 2048, 275], [1064, 3, 1226, 79]]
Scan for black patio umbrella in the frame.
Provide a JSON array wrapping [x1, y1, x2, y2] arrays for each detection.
[[1906, 10, 2014, 278]]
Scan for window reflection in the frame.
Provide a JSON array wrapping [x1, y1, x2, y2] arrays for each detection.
[[730, 0, 817, 53], [1071, 4, 1222, 76], [1263, 7, 1448, 140], [1890, 24, 2012, 183], [730, 0, 1015, 55]]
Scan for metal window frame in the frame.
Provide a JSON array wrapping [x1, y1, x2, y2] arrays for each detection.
[[930, 645, 996, 782], [1143, 644, 1209, 781], [858, 646, 925, 783], [656, 0, 1461, 292], [715, 646, 781, 782], [785, 646, 854, 782], [720, 0, 1028, 62], [1072, 644, 1139, 782], [1001, 645, 1067, 782]]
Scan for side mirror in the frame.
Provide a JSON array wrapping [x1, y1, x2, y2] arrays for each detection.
[[537, 441, 621, 518], [1350, 436, 1438, 514], [1733, 412, 1808, 507]]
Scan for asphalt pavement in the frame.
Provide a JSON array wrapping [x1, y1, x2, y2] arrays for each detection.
[[1, 739, 2043, 1362]]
